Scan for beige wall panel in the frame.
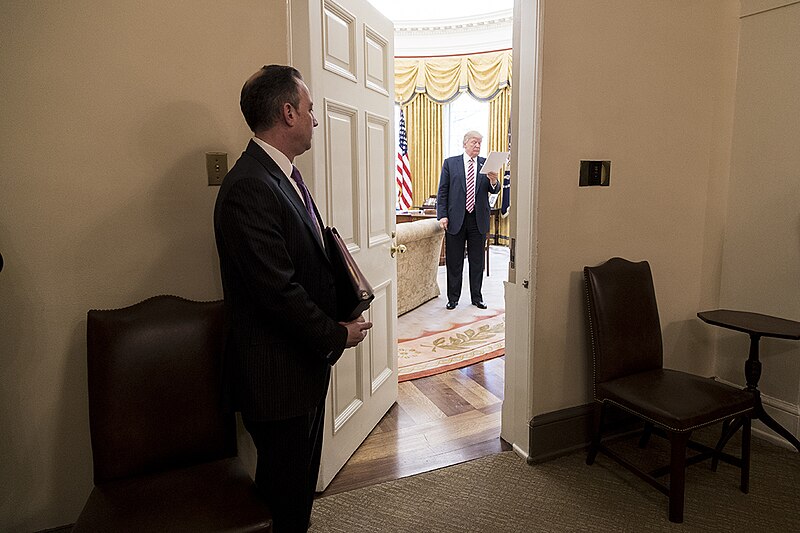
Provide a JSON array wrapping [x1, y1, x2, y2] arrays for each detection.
[[0, 1, 289, 529], [531, 0, 739, 416], [717, 3, 800, 412], [740, 0, 800, 16]]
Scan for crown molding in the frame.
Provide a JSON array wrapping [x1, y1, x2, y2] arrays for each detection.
[[394, 9, 513, 34]]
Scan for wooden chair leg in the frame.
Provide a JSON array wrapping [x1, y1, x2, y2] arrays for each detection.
[[711, 418, 729, 471], [712, 417, 742, 471], [668, 431, 689, 523], [639, 422, 653, 448], [586, 402, 604, 465], [741, 416, 751, 494], [484, 234, 490, 276]]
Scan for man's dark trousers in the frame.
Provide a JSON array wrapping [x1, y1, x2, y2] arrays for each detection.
[[445, 210, 485, 305], [242, 395, 326, 533]]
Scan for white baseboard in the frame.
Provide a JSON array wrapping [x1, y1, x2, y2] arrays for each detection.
[[512, 442, 530, 462], [751, 427, 798, 451]]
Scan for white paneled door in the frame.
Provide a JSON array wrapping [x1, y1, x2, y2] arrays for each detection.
[[289, 0, 397, 490]]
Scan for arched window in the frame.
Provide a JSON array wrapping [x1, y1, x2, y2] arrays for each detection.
[[443, 93, 490, 158]]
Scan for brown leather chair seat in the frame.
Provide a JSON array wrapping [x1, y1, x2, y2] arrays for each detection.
[[75, 458, 270, 531], [597, 368, 754, 432]]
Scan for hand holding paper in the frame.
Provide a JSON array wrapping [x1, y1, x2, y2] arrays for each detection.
[[479, 151, 509, 175]]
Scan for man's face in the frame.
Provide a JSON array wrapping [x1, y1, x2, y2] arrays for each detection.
[[294, 80, 318, 154], [464, 136, 482, 158]]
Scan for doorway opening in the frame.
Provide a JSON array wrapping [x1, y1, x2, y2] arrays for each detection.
[[326, 247, 511, 495], [322, 0, 519, 496]]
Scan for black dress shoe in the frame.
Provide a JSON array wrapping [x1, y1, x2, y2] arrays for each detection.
[[472, 301, 487, 309], [446, 301, 457, 310]]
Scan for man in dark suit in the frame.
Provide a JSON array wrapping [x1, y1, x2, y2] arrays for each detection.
[[437, 131, 501, 310], [214, 65, 372, 533]]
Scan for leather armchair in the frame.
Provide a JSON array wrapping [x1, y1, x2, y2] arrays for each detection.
[[73, 295, 271, 531]]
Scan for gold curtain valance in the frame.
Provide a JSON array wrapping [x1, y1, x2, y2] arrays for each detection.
[[395, 49, 512, 105]]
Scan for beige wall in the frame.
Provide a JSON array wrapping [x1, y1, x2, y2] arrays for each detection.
[[0, 1, 288, 530], [716, 1, 800, 435], [530, 0, 740, 415]]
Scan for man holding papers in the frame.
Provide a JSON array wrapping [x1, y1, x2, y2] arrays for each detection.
[[436, 130, 501, 310]]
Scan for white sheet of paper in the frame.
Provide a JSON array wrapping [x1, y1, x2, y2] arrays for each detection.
[[479, 151, 509, 174]]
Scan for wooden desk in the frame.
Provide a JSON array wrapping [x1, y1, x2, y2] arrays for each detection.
[[698, 309, 800, 453], [396, 211, 437, 224]]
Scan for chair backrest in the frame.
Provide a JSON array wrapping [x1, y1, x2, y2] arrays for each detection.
[[584, 258, 663, 386], [87, 295, 235, 484]]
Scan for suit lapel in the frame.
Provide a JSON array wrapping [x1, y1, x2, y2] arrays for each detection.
[[245, 141, 327, 254], [476, 156, 486, 193], [453, 156, 466, 196]]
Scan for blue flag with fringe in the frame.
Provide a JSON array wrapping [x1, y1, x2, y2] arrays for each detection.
[[501, 116, 511, 217]]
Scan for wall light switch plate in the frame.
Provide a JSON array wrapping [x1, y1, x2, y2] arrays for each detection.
[[206, 152, 228, 186], [579, 160, 611, 186]]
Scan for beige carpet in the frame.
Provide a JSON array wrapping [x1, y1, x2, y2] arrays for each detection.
[[311, 429, 799, 532]]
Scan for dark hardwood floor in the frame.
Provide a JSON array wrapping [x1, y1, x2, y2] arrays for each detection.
[[321, 356, 510, 496]]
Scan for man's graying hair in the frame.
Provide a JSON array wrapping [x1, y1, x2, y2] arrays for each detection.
[[463, 130, 483, 144], [240, 65, 303, 133]]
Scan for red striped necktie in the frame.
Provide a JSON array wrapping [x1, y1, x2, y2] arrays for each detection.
[[466, 158, 475, 213]]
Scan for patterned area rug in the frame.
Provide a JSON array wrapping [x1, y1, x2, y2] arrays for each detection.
[[397, 312, 505, 381]]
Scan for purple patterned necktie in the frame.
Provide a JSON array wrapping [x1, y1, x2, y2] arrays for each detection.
[[291, 166, 320, 235]]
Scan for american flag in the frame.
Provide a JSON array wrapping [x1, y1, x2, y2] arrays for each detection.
[[396, 109, 413, 211]]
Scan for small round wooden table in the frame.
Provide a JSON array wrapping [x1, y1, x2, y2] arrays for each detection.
[[698, 309, 800, 453]]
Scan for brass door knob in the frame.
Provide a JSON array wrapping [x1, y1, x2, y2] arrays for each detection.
[[390, 244, 407, 258]]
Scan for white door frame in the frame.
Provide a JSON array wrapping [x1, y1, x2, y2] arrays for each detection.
[[500, 0, 542, 460], [285, 0, 543, 463]]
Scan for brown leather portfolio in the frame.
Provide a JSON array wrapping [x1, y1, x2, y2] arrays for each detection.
[[324, 227, 374, 321]]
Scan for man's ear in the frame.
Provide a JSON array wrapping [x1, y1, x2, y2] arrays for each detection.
[[282, 102, 295, 125]]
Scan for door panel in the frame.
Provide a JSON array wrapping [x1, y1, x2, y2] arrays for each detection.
[[366, 112, 390, 245], [289, 0, 396, 491], [322, 0, 357, 81], [369, 281, 393, 392], [324, 99, 359, 243], [331, 348, 362, 431], [364, 25, 391, 96]]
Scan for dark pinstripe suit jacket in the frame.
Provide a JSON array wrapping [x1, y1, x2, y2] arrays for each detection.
[[214, 140, 348, 421], [436, 155, 501, 235]]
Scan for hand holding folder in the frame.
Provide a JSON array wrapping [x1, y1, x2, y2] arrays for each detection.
[[324, 227, 374, 321]]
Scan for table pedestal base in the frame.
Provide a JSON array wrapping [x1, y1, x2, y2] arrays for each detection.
[[712, 392, 800, 471], [697, 309, 800, 458]]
